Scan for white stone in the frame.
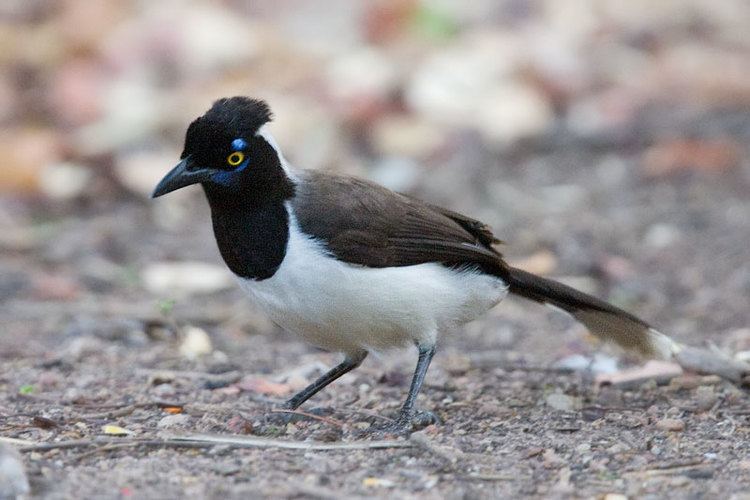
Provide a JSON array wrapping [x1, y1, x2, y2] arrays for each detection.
[[39, 162, 91, 200], [142, 261, 233, 296]]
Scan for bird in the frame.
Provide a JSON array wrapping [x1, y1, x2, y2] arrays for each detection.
[[152, 96, 679, 432]]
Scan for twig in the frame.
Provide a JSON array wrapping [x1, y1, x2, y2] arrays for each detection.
[[625, 458, 705, 475], [73, 442, 143, 461], [19, 438, 102, 452], [18, 434, 412, 454], [270, 409, 344, 428], [79, 401, 185, 419], [462, 473, 514, 481], [674, 345, 750, 385], [0, 436, 35, 446], [648, 458, 706, 471], [167, 434, 412, 451]]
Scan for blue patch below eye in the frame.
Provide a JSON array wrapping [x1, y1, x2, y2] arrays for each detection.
[[231, 138, 247, 151], [212, 158, 250, 186]]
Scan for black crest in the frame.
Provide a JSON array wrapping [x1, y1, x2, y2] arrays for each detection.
[[182, 97, 274, 164]]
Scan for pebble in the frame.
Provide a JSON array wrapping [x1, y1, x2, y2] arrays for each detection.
[[367, 157, 422, 193], [655, 418, 685, 432], [603, 494, 628, 500], [694, 385, 717, 412], [141, 261, 233, 296], [545, 393, 581, 412], [157, 413, 191, 429], [0, 128, 62, 194], [554, 353, 618, 375], [0, 444, 30, 499], [371, 115, 445, 158], [644, 224, 681, 249], [115, 149, 180, 197], [39, 162, 92, 200], [475, 82, 553, 145], [179, 326, 213, 359], [325, 47, 398, 106]]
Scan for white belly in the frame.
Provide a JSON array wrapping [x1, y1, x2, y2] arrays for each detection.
[[237, 215, 508, 355]]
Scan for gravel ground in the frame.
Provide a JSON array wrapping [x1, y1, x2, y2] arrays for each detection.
[[2, 108, 750, 498], [2, 1, 750, 498]]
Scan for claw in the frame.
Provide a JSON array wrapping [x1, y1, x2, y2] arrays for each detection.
[[369, 409, 441, 436]]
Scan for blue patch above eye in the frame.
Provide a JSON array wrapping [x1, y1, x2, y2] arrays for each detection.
[[231, 138, 247, 151]]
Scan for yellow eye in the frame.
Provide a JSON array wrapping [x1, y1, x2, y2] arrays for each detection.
[[227, 151, 245, 166]]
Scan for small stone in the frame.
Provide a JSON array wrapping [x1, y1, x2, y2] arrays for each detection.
[[367, 157, 421, 193], [545, 393, 581, 412], [0, 128, 62, 193], [644, 224, 681, 249], [603, 493, 628, 500], [655, 418, 685, 432], [151, 383, 177, 398], [475, 82, 553, 145], [325, 48, 398, 107], [543, 448, 565, 468], [371, 115, 445, 158], [39, 162, 92, 200], [555, 353, 618, 375], [179, 326, 213, 359], [157, 414, 191, 430], [115, 149, 180, 197], [695, 385, 717, 412], [0, 444, 30, 499], [141, 261, 233, 296]]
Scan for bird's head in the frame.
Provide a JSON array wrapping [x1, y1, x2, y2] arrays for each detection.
[[153, 97, 290, 199]]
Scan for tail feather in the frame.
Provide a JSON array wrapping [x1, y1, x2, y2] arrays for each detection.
[[506, 267, 680, 359]]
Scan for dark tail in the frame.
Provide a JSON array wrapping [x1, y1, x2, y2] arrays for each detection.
[[506, 267, 678, 359]]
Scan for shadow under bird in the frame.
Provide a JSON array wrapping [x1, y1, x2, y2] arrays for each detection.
[[152, 96, 681, 432]]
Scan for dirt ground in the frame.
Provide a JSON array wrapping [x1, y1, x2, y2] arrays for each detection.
[[2, 1, 750, 498], [2, 102, 750, 499]]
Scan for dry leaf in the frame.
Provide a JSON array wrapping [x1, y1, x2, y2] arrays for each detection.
[[102, 424, 132, 436]]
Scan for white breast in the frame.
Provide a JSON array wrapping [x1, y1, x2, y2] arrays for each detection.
[[237, 209, 508, 355]]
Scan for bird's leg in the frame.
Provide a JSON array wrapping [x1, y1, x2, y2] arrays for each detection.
[[281, 350, 368, 411], [389, 344, 438, 431]]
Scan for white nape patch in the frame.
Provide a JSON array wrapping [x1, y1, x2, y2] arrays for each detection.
[[237, 209, 508, 355], [255, 125, 298, 181]]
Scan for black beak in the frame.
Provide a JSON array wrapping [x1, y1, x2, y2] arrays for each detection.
[[152, 157, 212, 198]]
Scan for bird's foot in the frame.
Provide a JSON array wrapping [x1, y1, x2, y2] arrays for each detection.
[[369, 409, 440, 436]]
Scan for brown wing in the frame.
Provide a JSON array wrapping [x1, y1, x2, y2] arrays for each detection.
[[292, 170, 508, 276]]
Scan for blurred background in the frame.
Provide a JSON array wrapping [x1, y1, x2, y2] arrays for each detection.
[[1, 0, 750, 373]]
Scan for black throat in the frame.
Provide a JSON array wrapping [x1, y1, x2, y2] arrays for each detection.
[[202, 171, 295, 281]]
